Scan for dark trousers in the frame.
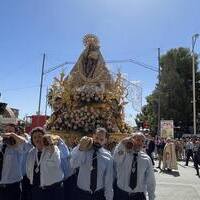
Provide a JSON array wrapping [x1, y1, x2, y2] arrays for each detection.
[[157, 152, 163, 168], [31, 182, 64, 200], [75, 187, 105, 200], [0, 181, 21, 200], [194, 161, 199, 175], [185, 149, 194, 166], [194, 153, 200, 175], [114, 186, 146, 200], [63, 174, 77, 200], [21, 176, 31, 200], [147, 151, 155, 166]]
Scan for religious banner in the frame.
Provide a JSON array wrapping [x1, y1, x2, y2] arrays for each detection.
[[160, 120, 174, 138]]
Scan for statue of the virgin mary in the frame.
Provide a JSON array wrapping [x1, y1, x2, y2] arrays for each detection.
[[66, 34, 113, 91]]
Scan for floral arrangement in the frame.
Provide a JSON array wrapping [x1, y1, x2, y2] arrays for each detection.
[[46, 34, 130, 135], [73, 90, 105, 104], [51, 106, 115, 133]]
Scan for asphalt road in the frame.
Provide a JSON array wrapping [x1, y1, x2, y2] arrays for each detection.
[[154, 161, 200, 200]]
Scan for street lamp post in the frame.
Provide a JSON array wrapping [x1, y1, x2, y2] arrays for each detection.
[[38, 53, 46, 115], [157, 48, 161, 136], [192, 34, 199, 135]]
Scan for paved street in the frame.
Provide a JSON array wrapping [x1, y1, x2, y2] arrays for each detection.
[[154, 161, 200, 200]]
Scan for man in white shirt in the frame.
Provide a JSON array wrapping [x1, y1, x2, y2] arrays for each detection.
[[70, 127, 113, 200], [0, 123, 29, 200], [113, 132, 156, 200]]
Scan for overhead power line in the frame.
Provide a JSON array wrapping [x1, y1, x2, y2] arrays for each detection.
[[1, 85, 42, 92], [44, 61, 75, 74], [128, 59, 158, 72], [44, 58, 158, 75], [106, 59, 158, 72]]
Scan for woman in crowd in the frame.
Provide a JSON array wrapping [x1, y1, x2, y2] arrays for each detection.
[[26, 127, 64, 200], [156, 137, 166, 169]]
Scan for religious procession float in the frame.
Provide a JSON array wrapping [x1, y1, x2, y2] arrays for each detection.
[[46, 34, 134, 147]]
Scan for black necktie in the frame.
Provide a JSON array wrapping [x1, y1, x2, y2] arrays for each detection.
[[33, 151, 42, 186], [0, 144, 7, 181], [129, 153, 138, 190], [90, 149, 98, 192]]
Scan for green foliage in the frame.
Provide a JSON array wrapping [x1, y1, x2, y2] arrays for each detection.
[[136, 47, 200, 133]]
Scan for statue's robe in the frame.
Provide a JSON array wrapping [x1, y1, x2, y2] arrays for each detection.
[[65, 46, 113, 90]]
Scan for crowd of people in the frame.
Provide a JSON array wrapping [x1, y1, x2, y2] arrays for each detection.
[[0, 124, 156, 200], [0, 123, 200, 200], [143, 135, 200, 176]]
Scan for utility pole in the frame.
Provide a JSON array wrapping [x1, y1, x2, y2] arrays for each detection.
[[38, 53, 45, 115], [192, 34, 199, 135], [157, 48, 161, 135], [141, 86, 143, 111], [45, 87, 48, 116]]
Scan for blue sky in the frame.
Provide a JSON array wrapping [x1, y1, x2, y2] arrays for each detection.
[[0, 0, 200, 124]]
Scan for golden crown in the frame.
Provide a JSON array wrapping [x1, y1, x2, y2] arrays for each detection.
[[83, 34, 99, 47]]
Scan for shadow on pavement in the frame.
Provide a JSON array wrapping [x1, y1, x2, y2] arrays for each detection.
[[159, 169, 180, 177], [178, 162, 194, 169], [178, 163, 187, 168]]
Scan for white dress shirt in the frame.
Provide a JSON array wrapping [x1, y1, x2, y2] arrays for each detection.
[[113, 142, 156, 200], [26, 145, 64, 187], [70, 145, 114, 200]]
